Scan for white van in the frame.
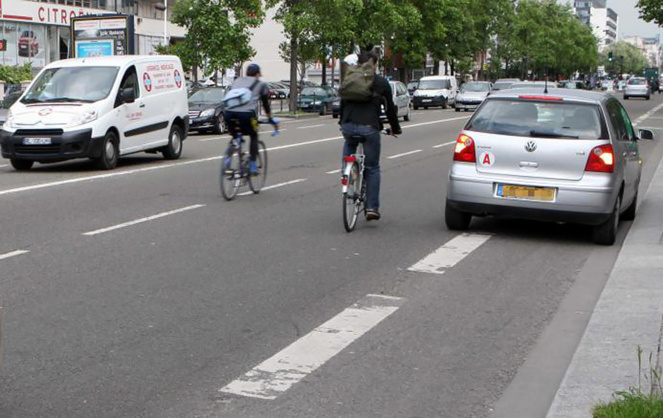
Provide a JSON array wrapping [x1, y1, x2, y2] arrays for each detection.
[[412, 75, 458, 110], [1, 55, 189, 170]]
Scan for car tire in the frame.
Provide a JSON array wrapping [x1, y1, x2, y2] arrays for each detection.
[[10, 159, 34, 171], [593, 196, 620, 245], [624, 96, 629, 100], [442, 99, 448, 109], [94, 131, 119, 170], [445, 201, 472, 231], [213, 114, 225, 134], [455, 108, 461, 112], [413, 105, 419, 110], [404, 108, 411, 121], [647, 95, 651, 100], [332, 114, 338, 119], [163, 124, 183, 160], [621, 191, 637, 221]]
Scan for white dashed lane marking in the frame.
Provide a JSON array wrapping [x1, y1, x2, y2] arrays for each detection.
[[388, 149, 422, 159], [220, 294, 404, 400], [326, 169, 341, 175], [82, 204, 206, 236], [238, 178, 307, 196], [408, 233, 492, 275], [297, 124, 325, 130], [0, 250, 30, 261], [433, 141, 456, 149]]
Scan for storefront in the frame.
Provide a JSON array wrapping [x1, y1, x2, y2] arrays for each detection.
[[0, 0, 184, 70]]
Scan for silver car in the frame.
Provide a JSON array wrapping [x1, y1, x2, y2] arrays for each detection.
[[624, 77, 650, 100], [455, 81, 492, 112], [445, 88, 652, 245], [380, 81, 411, 121]]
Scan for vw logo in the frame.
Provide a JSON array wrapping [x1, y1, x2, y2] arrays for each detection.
[[525, 141, 537, 153]]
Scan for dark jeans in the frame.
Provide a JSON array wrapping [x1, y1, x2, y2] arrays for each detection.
[[224, 110, 259, 161], [341, 123, 381, 211]]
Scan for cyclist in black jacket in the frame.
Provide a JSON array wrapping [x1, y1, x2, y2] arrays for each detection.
[[339, 51, 402, 221]]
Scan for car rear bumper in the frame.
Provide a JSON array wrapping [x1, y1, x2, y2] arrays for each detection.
[[1, 128, 104, 161], [447, 168, 618, 225], [625, 90, 649, 97], [455, 102, 481, 110]]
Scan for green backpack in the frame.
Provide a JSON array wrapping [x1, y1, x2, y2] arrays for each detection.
[[339, 61, 376, 102]]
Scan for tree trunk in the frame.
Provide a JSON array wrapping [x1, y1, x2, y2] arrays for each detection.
[[289, 32, 299, 112]]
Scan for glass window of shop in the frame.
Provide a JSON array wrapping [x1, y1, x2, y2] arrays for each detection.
[[0, 22, 73, 69]]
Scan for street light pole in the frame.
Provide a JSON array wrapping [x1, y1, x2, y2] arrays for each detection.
[[155, 2, 168, 47]]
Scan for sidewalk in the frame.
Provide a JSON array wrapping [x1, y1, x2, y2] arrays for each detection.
[[546, 154, 663, 416]]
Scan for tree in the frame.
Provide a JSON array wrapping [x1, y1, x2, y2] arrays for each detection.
[[600, 41, 649, 75], [638, 0, 663, 26], [167, 0, 264, 78]]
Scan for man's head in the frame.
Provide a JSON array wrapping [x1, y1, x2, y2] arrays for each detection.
[[357, 51, 378, 66], [246, 63, 261, 77]]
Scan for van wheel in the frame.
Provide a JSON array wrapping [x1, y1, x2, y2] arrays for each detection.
[[593, 196, 620, 245], [442, 99, 448, 109], [621, 191, 637, 221], [213, 115, 225, 134], [404, 108, 411, 121], [163, 125, 183, 160], [445, 201, 471, 230], [94, 131, 119, 170], [10, 159, 34, 171]]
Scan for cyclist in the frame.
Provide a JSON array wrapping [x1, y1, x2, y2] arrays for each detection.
[[339, 51, 402, 221], [223, 63, 277, 175]]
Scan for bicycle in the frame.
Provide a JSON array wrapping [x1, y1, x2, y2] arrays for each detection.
[[341, 129, 390, 232], [220, 119, 279, 201]]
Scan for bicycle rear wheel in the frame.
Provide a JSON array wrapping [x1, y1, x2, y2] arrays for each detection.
[[220, 150, 241, 201], [343, 162, 362, 232], [248, 141, 268, 194]]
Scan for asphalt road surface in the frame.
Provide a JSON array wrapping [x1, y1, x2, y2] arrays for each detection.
[[1, 93, 663, 418]]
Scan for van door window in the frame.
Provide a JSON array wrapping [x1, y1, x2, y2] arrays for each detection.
[[115, 66, 139, 108]]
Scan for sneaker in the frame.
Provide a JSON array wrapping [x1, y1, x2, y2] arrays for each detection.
[[248, 160, 259, 176], [366, 209, 381, 221]]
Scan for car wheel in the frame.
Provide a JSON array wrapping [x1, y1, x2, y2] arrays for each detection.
[[404, 108, 411, 121], [213, 114, 225, 134], [455, 108, 461, 112], [624, 96, 629, 100], [593, 196, 620, 245], [163, 124, 183, 160], [10, 159, 34, 171], [647, 95, 651, 100], [413, 105, 419, 110], [621, 191, 637, 221], [445, 201, 472, 231], [94, 131, 119, 170], [332, 113, 338, 119], [442, 98, 448, 109]]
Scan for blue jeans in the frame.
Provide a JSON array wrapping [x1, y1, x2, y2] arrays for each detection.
[[341, 123, 381, 211]]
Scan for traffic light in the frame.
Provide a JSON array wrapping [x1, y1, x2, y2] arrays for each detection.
[[608, 52, 614, 62]]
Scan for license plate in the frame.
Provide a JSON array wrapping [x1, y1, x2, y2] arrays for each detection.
[[497, 184, 555, 202], [422, 99, 432, 102], [23, 138, 52, 145]]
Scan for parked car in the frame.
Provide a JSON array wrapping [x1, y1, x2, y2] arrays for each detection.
[[445, 88, 652, 245], [624, 77, 650, 100], [188, 87, 226, 134], [407, 80, 419, 98], [508, 81, 549, 90], [332, 97, 341, 119], [1, 55, 189, 171], [380, 81, 411, 121], [454, 81, 492, 112], [18, 30, 39, 57], [492, 79, 520, 91], [558, 80, 588, 90], [297, 87, 336, 115], [0, 89, 24, 127], [412, 75, 458, 110], [268, 82, 287, 100]]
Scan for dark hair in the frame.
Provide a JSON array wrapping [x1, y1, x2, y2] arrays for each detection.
[[246, 63, 261, 76], [358, 51, 378, 65]]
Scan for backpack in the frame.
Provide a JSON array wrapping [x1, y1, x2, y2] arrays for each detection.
[[223, 79, 260, 110], [339, 61, 376, 102]]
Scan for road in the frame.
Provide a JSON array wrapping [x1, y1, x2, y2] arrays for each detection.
[[1, 94, 662, 418]]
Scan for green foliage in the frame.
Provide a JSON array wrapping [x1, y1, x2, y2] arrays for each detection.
[[0, 64, 33, 84], [599, 41, 649, 75], [168, 0, 264, 76], [638, 0, 663, 27]]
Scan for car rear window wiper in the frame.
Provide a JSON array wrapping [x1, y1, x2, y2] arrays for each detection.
[[530, 130, 579, 139]]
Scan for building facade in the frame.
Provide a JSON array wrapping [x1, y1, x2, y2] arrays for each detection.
[[624, 35, 662, 69], [573, 0, 618, 51], [0, 0, 184, 70]]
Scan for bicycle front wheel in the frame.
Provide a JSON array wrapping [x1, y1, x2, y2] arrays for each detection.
[[248, 141, 268, 194], [343, 162, 362, 232], [220, 150, 241, 201]]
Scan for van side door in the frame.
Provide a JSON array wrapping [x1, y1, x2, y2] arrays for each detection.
[[114, 65, 144, 154]]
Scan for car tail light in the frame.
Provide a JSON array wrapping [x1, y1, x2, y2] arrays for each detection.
[[585, 144, 614, 173], [453, 134, 476, 163]]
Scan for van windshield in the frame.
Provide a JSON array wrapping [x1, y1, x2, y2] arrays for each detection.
[[467, 99, 608, 139], [22, 66, 119, 104], [418, 79, 451, 90]]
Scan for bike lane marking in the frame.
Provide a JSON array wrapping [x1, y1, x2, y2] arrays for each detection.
[[0, 249, 29, 261], [220, 293, 404, 400], [408, 233, 492, 275], [82, 204, 206, 236]]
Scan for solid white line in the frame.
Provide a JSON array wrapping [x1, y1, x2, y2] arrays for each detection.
[[0, 164, 8, 169], [220, 294, 403, 400], [0, 249, 29, 261], [633, 102, 663, 125], [297, 124, 325, 130], [326, 169, 341, 174], [0, 115, 469, 198], [387, 149, 422, 159], [408, 233, 492, 275], [238, 178, 306, 196], [433, 140, 456, 149], [82, 204, 206, 236]]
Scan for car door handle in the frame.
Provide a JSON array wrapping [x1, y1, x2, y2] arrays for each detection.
[[139, 103, 145, 108]]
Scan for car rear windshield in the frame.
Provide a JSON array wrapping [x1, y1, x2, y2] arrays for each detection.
[[508, 83, 547, 89], [467, 99, 608, 139], [492, 82, 513, 90], [628, 79, 647, 85], [418, 79, 451, 90], [462, 82, 490, 92]]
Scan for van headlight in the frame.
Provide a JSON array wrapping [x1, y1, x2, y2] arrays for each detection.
[[71, 110, 98, 127], [200, 108, 215, 118], [4, 110, 14, 129]]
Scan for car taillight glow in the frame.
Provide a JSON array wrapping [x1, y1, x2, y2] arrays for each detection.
[[585, 144, 615, 173], [518, 95, 564, 101], [453, 134, 476, 163]]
